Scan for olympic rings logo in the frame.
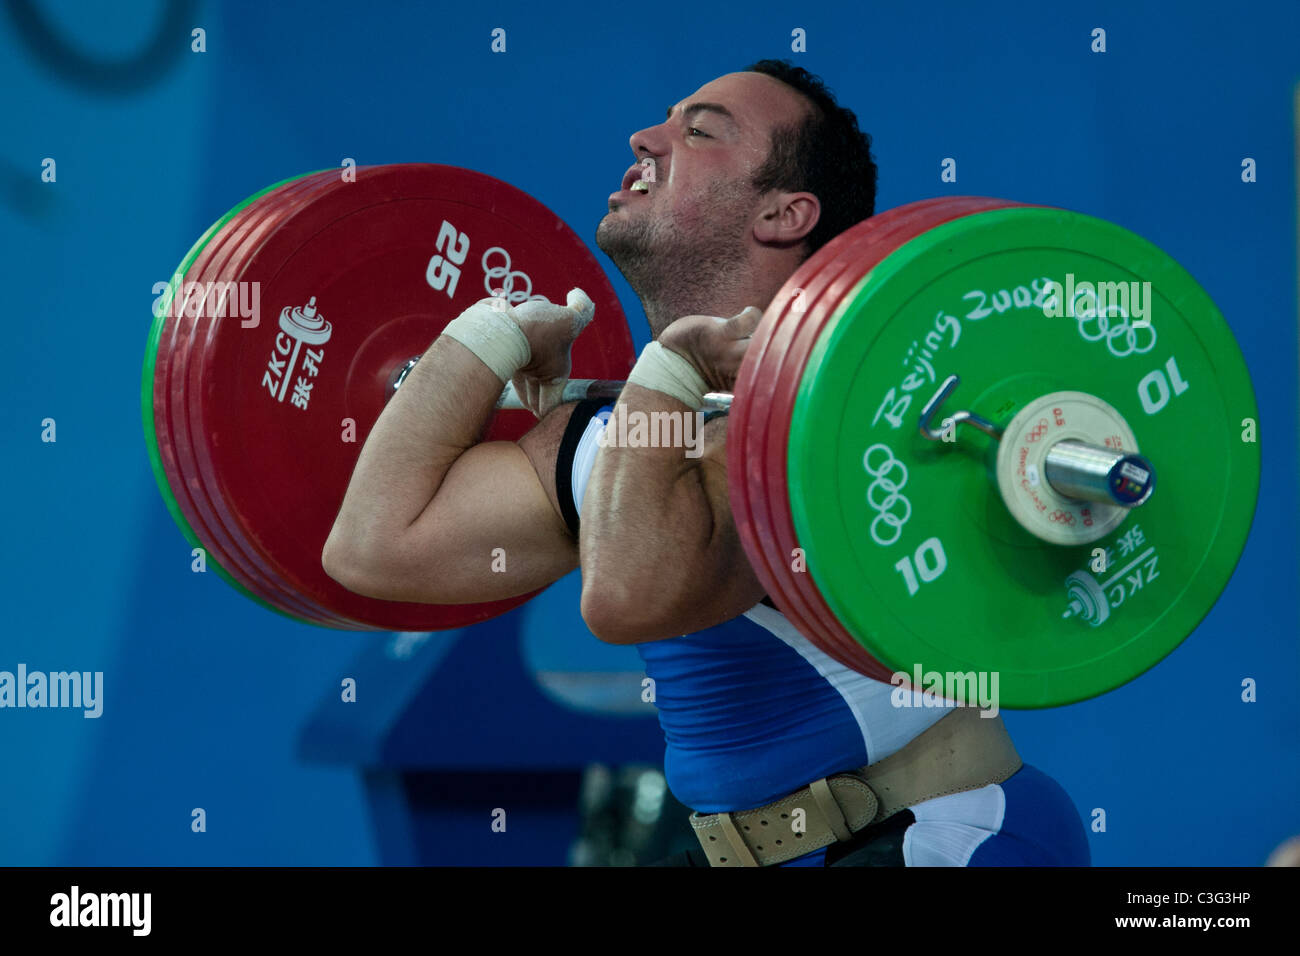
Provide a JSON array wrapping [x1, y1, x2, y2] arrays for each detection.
[[1074, 298, 1156, 358], [482, 247, 547, 305], [863, 443, 911, 546]]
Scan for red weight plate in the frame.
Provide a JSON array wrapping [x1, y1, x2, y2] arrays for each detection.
[[733, 202, 970, 674], [192, 164, 633, 630], [731, 225, 897, 676], [738, 210, 953, 675], [181, 169, 510, 628], [177, 171, 578, 629], [164, 173, 363, 625], [153, 172, 350, 625], [756, 200, 1016, 670], [159, 174, 349, 624], [761, 199, 1033, 674]]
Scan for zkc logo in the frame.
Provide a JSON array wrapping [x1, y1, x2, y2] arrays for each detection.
[[262, 296, 331, 411]]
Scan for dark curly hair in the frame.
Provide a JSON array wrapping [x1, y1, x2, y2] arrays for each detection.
[[744, 59, 878, 259]]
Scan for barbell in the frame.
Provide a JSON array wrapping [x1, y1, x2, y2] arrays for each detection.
[[143, 164, 1260, 706]]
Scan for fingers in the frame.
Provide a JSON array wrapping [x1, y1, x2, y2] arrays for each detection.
[[565, 288, 595, 335], [512, 299, 568, 323], [510, 373, 567, 418], [535, 378, 568, 418], [513, 288, 595, 339], [509, 373, 536, 419], [515, 375, 529, 415], [725, 305, 763, 338], [510, 289, 593, 416], [719, 308, 761, 391], [525, 377, 540, 418]]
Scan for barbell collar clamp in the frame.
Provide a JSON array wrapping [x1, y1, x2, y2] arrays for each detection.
[[917, 374, 1005, 441]]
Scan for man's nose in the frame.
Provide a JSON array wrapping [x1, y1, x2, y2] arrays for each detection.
[[629, 122, 668, 160]]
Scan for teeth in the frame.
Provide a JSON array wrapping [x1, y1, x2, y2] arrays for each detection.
[[630, 180, 649, 193]]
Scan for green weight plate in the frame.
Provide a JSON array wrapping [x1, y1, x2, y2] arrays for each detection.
[[788, 206, 1260, 707], [141, 171, 320, 624]]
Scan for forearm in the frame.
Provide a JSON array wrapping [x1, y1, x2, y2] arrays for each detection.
[[329, 335, 503, 550], [580, 384, 724, 624]]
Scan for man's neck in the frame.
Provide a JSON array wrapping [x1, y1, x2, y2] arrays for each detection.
[[642, 263, 794, 340]]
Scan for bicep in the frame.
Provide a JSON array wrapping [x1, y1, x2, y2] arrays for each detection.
[[369, 405, 581, 603]]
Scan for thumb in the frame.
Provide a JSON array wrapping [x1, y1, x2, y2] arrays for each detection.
[[566, 287, 595, 330], [726, 305, 763, 338], [566, 288, 595, 338]]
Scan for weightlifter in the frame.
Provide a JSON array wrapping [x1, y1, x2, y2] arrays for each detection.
[[322, 60, 1090, 866]]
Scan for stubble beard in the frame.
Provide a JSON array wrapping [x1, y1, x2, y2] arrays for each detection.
[[595, 180, 756, 336]]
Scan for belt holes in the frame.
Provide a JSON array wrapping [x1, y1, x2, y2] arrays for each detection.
[[708, 836, 716, 841], [760, 820, 769, 826], [756, 845, 763, 851], [743, 825, 750, 832], [776, 840, 782, 846], [719, 857, 727, 863], [780, 813, 788, 819]]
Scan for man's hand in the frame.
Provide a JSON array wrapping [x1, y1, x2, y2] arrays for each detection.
[[656, 305, 763, 393], [507, 289, 595, 417]]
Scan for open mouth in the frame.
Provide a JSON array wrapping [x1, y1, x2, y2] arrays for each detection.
[[620, 158, 656, 194]]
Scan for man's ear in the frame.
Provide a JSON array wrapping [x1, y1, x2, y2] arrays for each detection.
[[753, 191, 820, 246]]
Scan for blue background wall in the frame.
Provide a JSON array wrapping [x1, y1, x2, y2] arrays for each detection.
[[1, 0, 1296, 865]]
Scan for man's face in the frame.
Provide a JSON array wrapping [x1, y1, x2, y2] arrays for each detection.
[[595, 71, 811, 294]]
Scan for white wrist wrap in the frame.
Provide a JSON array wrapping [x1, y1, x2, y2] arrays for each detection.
[[442, 301, 531, 382], [628, 341, 710, 410]]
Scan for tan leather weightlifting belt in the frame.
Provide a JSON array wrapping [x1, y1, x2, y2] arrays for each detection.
[[689, 707, 1021, 867]]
